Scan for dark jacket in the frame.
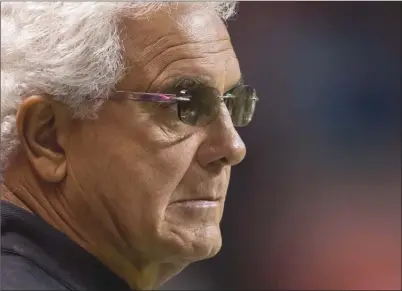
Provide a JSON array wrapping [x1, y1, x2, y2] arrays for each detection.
[[1, 201, 131, 291]]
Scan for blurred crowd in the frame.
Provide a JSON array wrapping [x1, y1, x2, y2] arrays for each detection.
[[162, 2, 401, 290]]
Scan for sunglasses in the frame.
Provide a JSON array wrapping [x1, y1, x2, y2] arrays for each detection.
[[113, 85, 258, 127]]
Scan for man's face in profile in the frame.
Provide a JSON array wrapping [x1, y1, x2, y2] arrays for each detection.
[[56, 4, 245, 275]]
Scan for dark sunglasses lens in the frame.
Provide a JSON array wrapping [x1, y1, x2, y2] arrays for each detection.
[[178, 87, 220, 126], [225, 85, 257, 127]]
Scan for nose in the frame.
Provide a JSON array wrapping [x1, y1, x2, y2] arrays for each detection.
[[196, 106, 246, 168]]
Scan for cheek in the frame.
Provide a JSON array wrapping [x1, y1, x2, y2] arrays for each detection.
[[64, 115, 202, 244]]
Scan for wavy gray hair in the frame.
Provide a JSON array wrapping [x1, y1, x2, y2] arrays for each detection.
[[0, 2, 237, 172]]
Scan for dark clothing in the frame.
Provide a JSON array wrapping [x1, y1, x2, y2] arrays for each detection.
[[1, 201, 131, 291]]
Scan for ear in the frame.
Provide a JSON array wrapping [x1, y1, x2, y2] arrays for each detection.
[[16, 95, 67, 183]]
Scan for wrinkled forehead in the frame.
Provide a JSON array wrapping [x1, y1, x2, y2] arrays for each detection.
[[116, 3, 237, 92], [120, 3, 230, 52]]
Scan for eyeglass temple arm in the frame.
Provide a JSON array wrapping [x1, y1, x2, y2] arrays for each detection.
[[113, 91, 190, 102], [113, 91, 258, 102]]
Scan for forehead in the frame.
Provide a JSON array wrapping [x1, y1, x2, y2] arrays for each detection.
[[117, 4, 240, 92]]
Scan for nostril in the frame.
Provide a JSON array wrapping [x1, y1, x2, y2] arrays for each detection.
[[220, 157, 229, 165]]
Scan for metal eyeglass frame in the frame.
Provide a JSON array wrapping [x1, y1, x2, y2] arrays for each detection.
[[113, 89, 239, 103], [112, 86, 259, 126]]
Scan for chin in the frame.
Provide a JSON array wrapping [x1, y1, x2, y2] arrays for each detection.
[[158, 222, 223, 263], [186, 227, 223, 261], [178, 225, 222, 262], [161, 201, 224, 262]]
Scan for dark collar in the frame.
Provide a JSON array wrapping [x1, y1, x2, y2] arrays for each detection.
[[1, 201, 132, 291]]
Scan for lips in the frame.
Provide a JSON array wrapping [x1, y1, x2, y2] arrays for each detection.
[[171, 177, 226, 205], [172, 197, 221, 204]]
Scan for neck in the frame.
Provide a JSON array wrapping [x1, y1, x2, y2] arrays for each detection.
[[1, 184, 33, 213], [1, 157, 181, 290]]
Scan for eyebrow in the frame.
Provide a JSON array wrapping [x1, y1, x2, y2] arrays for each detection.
[[158, 74, 244, 95]]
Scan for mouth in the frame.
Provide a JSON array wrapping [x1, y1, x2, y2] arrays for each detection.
[[169, 196, 222, 208], [172, 197, 221, 203]]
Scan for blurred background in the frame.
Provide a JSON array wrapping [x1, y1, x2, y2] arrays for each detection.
[[161, 2, 401, 290]]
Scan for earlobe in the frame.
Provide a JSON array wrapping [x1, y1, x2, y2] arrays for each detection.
[[16, 95, 67, 183], [32, 156, 67, 182]]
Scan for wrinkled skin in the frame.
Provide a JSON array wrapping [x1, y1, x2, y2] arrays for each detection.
[[3, 4, 246, 290]]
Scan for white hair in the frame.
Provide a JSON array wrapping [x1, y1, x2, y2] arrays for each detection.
[[0, 1, 237, 172]]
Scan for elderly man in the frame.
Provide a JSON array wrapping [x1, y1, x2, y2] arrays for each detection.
[[1, 2, 257, 290]]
